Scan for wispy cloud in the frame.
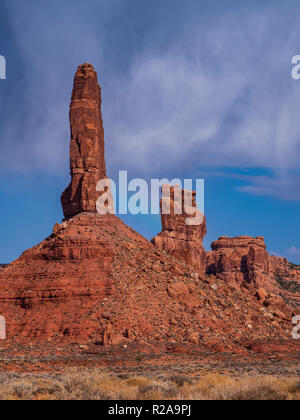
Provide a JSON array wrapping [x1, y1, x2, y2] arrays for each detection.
[[236, 173, 300, 201], [2, 0, 300, 201], [268, 247, 300, 263], [109, 10, 300, 178], [287, 246, 300, 259]]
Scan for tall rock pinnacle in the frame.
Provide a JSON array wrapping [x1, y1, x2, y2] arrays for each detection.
[[61, 63, 107, 219]]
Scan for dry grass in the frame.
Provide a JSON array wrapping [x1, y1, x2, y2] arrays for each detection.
[[0, 370, 299, 400]]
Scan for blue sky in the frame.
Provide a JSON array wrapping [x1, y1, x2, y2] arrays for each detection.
[[1, 0, 300, 263]]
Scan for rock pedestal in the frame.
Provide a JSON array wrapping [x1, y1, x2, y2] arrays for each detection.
[[152, 185, 207, 272]]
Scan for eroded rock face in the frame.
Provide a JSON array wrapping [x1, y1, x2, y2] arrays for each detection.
[[205, 236, 300, 317], [61, 63, 107, 219], [270, 256, 300, 308], [0, 212, 295, 347], [206, 236, 270, 290], [0, 213, 116, 340], [152, 185, 207, 272]]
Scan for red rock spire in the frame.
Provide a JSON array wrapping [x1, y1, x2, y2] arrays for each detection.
[[61, 63, 107, 219]]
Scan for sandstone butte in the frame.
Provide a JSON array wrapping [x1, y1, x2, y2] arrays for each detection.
[[0, 63, 299, 356]]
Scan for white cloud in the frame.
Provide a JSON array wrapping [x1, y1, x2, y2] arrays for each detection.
[[287, 246, 300, 258], [269, 247, 300, 263], [2, 1, 300, 202], [106, 8, 300, 181], [236, 173, 300, 201]]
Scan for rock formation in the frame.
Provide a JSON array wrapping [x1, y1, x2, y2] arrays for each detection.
[[0, 63, 299, 355], [205, 236, 300, 315], [0, 211, 296, 346], [270, 256, 300, 309], [152, 185, 207, 272], [206, 236, 270, 291], [61, 63, 107, 219]]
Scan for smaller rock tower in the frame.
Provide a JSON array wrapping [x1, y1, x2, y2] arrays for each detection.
[[152, 185, 207, 272]]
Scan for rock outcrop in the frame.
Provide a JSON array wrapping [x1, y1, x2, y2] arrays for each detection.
[[0, 213, 115, 340], [61, 63, 107, 219], [205, 236, 300, 315], [270, 256, 300, 308], [151, 185, 207, 272], [0, 212, 295, 347], [206, 236, 270, 290]]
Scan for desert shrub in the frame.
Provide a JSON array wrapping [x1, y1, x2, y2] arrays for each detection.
[[189, 373, 233, 398], [289, 263, 300, 270], [275, 274, 300, 293], [167, 374, 195, 387], [215, 385, 287, 400], [60, 368, 138, 400], [199, 376, 293, 401], [138, 380, 177, 399], [0, 370, 299, 400]]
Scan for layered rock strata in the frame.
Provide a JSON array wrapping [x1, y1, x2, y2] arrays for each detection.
[[206, 236, 270, 290], [151, 185, 207, 272], [61, 63, 107, 219]]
